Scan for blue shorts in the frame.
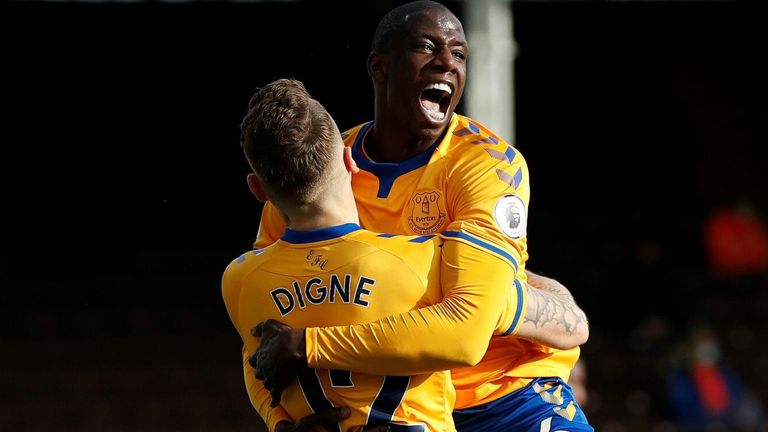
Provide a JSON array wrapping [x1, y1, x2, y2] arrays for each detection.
[[452, 377, 593, 432]]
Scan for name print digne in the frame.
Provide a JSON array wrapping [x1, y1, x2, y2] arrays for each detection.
[[270, 274, 376, 316]]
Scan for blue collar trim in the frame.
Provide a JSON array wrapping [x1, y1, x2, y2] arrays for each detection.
[[281, 223, 362, 244], [352, 122, 440, 198]]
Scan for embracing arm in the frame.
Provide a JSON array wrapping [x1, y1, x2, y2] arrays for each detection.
[[516, 270, 589, 349], [221, 258, 293, 431], [303, 237, 520, 374], [243, 346, 367, 432], [242, 346, 294, 430]]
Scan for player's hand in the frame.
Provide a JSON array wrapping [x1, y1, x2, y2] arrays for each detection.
[[274, 407, 388, 432], [274, 407, 349, 432], [250, 319, 306, 407]]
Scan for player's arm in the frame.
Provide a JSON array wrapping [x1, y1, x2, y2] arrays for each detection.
[[241, 346, 294, 430], [222, 257, 293, 431], [445, 137, 590, 350], [518, 270, 589, 348], [252, 235, 518, 383], [311, 236, 518, 372]]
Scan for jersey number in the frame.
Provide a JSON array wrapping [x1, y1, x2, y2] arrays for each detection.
[[296, 367, 423, 431]]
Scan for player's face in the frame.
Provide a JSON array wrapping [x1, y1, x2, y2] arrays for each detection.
[[386, 8, 467, 142]]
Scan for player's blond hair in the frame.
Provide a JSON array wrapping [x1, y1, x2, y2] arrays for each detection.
[[240, 79, 338, 203]]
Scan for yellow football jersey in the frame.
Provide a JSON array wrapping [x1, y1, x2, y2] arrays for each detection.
[[223, 224, 456, 432], [255, 114, 580, 409]]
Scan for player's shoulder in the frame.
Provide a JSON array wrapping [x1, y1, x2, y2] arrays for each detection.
[[223, 247, 272, 281], [441, 115, 529, 193], [348, 230, 442, 261], [349, 231, 443, 282], [444, 114, 527, 165]]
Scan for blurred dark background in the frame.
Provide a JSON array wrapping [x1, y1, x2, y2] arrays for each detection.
[[2, 0, 767, 431]]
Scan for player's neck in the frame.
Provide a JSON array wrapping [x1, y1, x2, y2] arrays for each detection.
[[285, 185, 359, 232], [288, 212, 359, 231], [366, 123, 439, 163]]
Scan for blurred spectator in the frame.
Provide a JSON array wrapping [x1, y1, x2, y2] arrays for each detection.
[[569, 359, 589, 408], [704, 200, 768, 279], [630, 315, 674, 356], [665, 325, 766, 432]]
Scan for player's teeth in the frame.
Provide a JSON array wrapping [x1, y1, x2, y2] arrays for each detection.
[[425, 83, 452, 94]]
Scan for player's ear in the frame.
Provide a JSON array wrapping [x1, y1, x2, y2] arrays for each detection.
[[343, 146, 359, 175], [246, 173, 268, 202], [367, 52, 387, 83]]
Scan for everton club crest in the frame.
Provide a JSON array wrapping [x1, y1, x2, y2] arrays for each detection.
[[407, 191, 446, 234]]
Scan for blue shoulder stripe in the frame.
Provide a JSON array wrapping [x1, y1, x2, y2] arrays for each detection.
[[442, 231, 518, 270], [501, 279, 525, 336], [409, 234, 436, 243]]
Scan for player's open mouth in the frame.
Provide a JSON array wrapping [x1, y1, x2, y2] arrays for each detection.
[[419, 82, 453, 122]]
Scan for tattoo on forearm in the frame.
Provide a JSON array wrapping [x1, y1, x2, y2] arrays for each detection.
[[524, 289, 586, 335], [523, 273, 588, 335]]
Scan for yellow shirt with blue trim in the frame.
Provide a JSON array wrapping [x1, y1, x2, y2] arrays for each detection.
[[254, 114, 580, 410], [223, 224, 458, 432]]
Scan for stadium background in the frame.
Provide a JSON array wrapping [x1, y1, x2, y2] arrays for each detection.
[[2, 0, 767, 431]]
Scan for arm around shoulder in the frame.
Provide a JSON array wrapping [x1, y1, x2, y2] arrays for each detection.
[[305, 238, 518, 374]]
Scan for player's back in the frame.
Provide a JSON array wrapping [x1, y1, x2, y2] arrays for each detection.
[[223, 223, 456, 432]]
